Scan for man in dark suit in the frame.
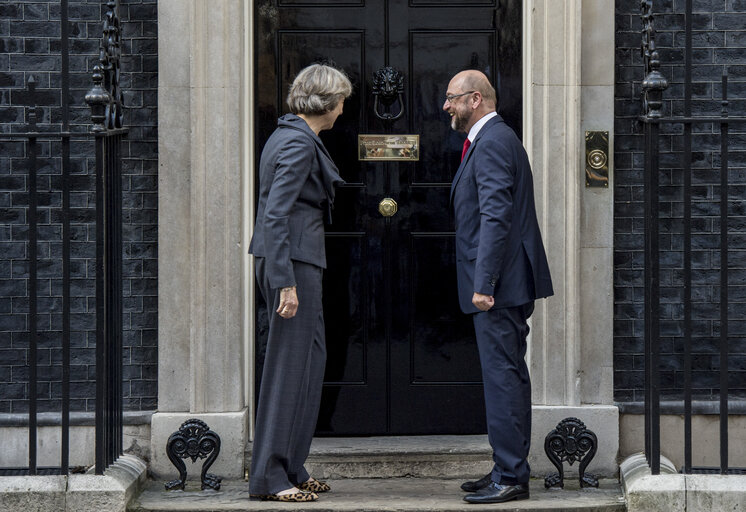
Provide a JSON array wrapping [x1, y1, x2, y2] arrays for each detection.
[[444, 70, 553, 504]]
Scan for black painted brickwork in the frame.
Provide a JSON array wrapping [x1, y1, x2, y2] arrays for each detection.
[[615, 0, 746, 402], [0, 1, 157, 413]]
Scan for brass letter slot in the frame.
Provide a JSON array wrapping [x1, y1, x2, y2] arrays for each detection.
[[359, 134, 419, 161], [585, 131, 609, 188]]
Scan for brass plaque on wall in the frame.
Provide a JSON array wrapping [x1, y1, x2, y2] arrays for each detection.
[[585, 130, 609, 188], [358, 134, 420, 161]]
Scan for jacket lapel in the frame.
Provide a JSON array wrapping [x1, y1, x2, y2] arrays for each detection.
[[449, 115, 503, 204], [449, 140, 475, 203], [306, 130, 345, 203], [282, 116, 345, 222]]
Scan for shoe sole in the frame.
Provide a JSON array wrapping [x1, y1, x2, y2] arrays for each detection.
[[249, 492, 319, 502], [464, 493, 529, 504]]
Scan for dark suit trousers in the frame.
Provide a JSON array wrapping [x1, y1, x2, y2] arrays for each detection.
[[249, 258, 326, 495], [473, 302, 534, 485]]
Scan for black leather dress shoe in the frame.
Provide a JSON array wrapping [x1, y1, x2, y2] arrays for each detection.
[[460, 473, 493, 492], [463, 482, 529, 504]]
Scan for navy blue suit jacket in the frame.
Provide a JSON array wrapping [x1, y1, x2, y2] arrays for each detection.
[[450, 114, 553, 314]]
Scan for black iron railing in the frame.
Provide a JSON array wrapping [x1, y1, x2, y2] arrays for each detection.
[[640, 0, 746, 476], [85, 0, 128, 470], [92, 123, 126, 473], [0, 81, 74, 476], [0, 0, 126, 476]]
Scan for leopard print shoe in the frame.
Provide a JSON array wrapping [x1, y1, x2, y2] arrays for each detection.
[[298, 478, 331, 493], [250, 491, 319, 502]]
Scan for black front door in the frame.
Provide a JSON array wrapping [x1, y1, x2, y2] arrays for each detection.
[[255, 0, 522, 435]]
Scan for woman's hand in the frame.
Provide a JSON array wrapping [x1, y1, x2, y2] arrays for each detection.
[[277, 286, 299, 319]]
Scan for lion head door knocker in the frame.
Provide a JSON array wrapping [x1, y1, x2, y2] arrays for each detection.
[[165, 418, 222, 491], [372, 66, 405, 121], [543, 417, 599, 489]]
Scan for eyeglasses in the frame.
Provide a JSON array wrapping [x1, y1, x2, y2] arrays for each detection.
[[444, 90, 475, 103]]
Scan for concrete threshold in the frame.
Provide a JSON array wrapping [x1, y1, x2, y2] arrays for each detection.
[[307, 435, 493, 456], [245, 435, 493, 459], [245, 436, 495, 480], [130, 478, 626, 512], [304, 436, 493, 479]]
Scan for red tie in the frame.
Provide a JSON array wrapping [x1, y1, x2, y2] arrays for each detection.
[[461, 138, 471, 162]]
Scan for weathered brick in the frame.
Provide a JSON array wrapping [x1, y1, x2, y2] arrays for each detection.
[[23, 4, 49, 22], [0, 1, 157, 414], [68, 3, 100, 21], [713, 12, 746, 28], [0, 279, 25, 297], [614, 0, 746, 401], [130, 379, 156, 397], [9, 21, 59, 38], [0, 383, 26, 400], [0, 5, 22, 19], [0, 38, 23, 54]]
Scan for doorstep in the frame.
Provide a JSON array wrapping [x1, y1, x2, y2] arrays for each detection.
[[129, 477, 626, 512], [303, 435, 493, 479], [244, 435, 494, 480], [245, 432, 616, 480]]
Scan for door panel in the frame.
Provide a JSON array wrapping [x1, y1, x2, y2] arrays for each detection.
[[409, 234, 482, 383], [254, 0, 521, 435], [409, 31, 495, 185]]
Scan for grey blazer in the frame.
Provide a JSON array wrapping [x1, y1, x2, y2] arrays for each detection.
[[249, 114, 345, 289]]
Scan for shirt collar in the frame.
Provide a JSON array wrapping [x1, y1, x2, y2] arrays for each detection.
[[467, 111, 498, 142]]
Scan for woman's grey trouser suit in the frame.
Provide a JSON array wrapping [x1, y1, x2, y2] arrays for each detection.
[[249, 257, 326, 495]]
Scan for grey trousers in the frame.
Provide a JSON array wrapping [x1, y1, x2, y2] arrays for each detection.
[[249, 258, 326, 495]]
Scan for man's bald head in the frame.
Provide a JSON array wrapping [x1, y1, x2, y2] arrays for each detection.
[[451, 70, 497, 109]]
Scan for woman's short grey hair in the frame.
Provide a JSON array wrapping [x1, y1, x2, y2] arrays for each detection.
[[286, 64, 353, 115]]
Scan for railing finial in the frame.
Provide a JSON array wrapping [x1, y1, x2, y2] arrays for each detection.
[[85, 63, 110, 132], [26, 76, 38, 130], [85, 0, 124, 132], [641, 1, 669, 118]]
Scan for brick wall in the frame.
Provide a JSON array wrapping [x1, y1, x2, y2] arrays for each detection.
[[0, 0, 157, 413], [615, 0, 746, 402]]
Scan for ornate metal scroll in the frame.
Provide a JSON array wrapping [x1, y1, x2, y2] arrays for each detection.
[[641, 0, 668, 118], [544, 417, 599, 489], [165, 419, 222, 491], [85, 0, 124, 131], [372, 66, 405, 121]]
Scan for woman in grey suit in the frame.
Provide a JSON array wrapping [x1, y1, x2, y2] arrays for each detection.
[[248, 64, 351, 502]]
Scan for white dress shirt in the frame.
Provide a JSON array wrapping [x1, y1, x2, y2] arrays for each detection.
[[467, 111, 498, 142]]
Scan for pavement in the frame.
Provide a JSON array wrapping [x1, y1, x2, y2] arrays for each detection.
[[130, 477, 626, 512]]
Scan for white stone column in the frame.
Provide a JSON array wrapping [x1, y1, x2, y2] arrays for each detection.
[[578, 0, 616, 406], [152, 0, 250, 479], [524, 0, 619, 476], [525, 0, 584, 408]]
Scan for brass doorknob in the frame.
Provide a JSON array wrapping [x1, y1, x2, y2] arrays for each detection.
[[378, 197, 398, 217]]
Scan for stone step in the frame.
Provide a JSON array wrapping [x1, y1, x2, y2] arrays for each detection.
[[130, 478, 626, 512], [246, 435, 495, 479]]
